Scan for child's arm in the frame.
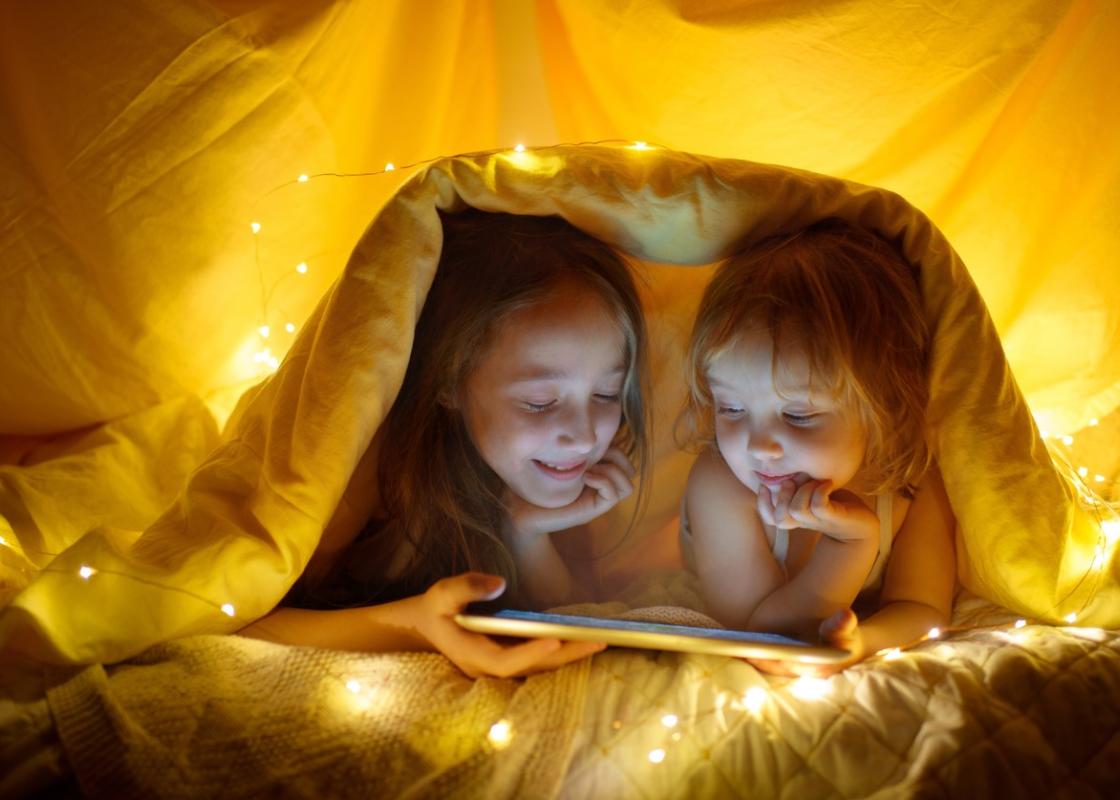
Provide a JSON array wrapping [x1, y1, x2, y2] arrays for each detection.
[[688, 448, 880, 635], [503, 446, 635, 608], [686, 448, 788, 629], [821, 464, 956, 663], [237, 572, 605, 678]]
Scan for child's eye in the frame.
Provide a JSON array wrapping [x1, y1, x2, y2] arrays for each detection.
[[783, 412, 817, 426], [717, 406, 745, 417], [521, 400, 556, 413], [594, 393, 621, 404]]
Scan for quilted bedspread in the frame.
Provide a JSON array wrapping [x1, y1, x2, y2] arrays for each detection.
[[2, 584, 1117, 799]]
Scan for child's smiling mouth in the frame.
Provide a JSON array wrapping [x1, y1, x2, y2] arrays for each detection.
[[533, 459, 587, 481]]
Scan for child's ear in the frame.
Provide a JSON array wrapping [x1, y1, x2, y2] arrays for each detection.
[[438, 387, 459, 410]]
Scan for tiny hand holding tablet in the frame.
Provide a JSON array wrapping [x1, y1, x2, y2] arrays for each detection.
[[454, 606, 849, 665]]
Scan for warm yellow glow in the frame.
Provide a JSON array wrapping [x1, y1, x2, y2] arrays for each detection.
[[1078, 466, 1089, 477], [258, 325, 270, 338], [0, 535, 7, 546], [632, 141, 649, 150], [1089, 418, 1099, 426], [1065, 612, 1078, 624], [488, 719, 513, 749], [1095, 474, 1106, 483], [1061, 435, 1074, 446], [297, 173, 309, 183], [295, 262, 308, 274], [1066, 627, 1108, 642], [284, 322, 296, 333], [648, 748, 666, 764], [345, 679, 361, 693], [78, 565, 95, 580], [927, 627, 942, 639], [514, 143, 525, 152], [742, 686, 767, 715], [384, 162, 395, 171], [1014, 619, 1027, 629], [250, 221, 261, 234], [1103, 519, 1120, 545], [660, 713, 678, 728], [220, 603, 236, 617], [790, 677, 830, 700], [878, 647, 903, 661], [1040, 430, 1050, 439]]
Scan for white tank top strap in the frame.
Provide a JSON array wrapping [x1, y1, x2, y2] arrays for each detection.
[[862, 493, 894, 590]]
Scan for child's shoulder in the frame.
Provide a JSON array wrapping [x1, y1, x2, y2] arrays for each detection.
[[685, 446, 756, 504]]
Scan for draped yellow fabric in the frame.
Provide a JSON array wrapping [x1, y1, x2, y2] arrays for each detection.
[[0, 1, 1117, 664]]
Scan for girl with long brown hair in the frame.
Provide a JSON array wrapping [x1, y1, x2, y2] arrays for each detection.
[[240, 209, 651, 678]]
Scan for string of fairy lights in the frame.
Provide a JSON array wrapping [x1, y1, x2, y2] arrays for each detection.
[[1, 139, 1118, 760]]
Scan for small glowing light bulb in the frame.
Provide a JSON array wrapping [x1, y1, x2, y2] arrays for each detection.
[[1102, 519, 1120, 543], [1095, 474, 1105, 483], [488, 720, 513, 749], [221, 603, 236, 617], [1014, 619, 1027, 629], [298, 173, 309, 182], [1078, 466, 1089, 477], [78, 565, 96, 580], [266, 356, 280, 370], [1061, 435, 1074, 446], [633, 141, 648, 150], [661, 714, 678, 728], [1065, 612, 1078, 624], [259, 325, 270, 338], [879, 647, 903, 661], [384, 162, 395, 171], [1089, 418, 1099, 426], [0, 535, 7, 546], [296, 262, 308, 274], [1040, 430, 1050, 439], [648, 748, 666, 764], [345, 679, 362, 693], [743, 686, 767, 714], [284, 322, 296, 333], [250, 221, 261, 234], [927, 627, 942, 639], [514, 143, 525, 152], [790, 677, 830, 700]]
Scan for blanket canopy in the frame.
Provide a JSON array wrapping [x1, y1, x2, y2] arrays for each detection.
[[0, 0, 1117, 665]]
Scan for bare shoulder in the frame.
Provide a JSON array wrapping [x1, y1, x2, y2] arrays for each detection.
[[686, 447, 755, 505]]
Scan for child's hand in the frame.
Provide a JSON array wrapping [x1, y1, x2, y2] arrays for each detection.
[[746, 608, 865, 678], [505, 447, 635, 537], [411, 572, 606, 678], [757, 479, 878, 543]]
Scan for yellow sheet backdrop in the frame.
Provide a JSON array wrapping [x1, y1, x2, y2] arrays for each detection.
[[3, 144, 1118, 665], [0, 1, 1117, 663]]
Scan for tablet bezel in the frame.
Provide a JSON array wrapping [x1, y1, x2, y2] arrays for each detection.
[[454, 608, 850, 664]]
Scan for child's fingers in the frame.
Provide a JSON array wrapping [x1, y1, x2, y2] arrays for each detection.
[[773, 480, 796, 528], [787, 481, 818, 525], [756, 485, 776, 526], [582, 471, 620, 504], [599, 447, 636, 479]]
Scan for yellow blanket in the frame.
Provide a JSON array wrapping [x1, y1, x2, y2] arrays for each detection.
[[1, 144, 1116, 665]]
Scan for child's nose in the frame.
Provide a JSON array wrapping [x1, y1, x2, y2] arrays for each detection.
[[747, 426, 783, 459], [557, 405, 595, 452]]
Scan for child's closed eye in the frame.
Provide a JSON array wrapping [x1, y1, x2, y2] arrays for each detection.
[[782, 412, 818, 426], [521, 399, 557, 413], [593, 392, 621, 404], [717, 406, 745, 417]]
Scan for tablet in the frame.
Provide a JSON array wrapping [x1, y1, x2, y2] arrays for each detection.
[[454, 608, 850, 664]]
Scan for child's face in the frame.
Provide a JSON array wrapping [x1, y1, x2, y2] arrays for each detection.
[[706, 330, 867, 496], [461, 281, 627, 509]]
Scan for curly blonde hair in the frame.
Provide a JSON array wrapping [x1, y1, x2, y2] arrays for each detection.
[[683, 219, 931, 496]]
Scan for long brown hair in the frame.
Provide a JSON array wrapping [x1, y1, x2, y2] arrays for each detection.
[[300, 209, 650, 607], [682, 219, 930, 496]]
